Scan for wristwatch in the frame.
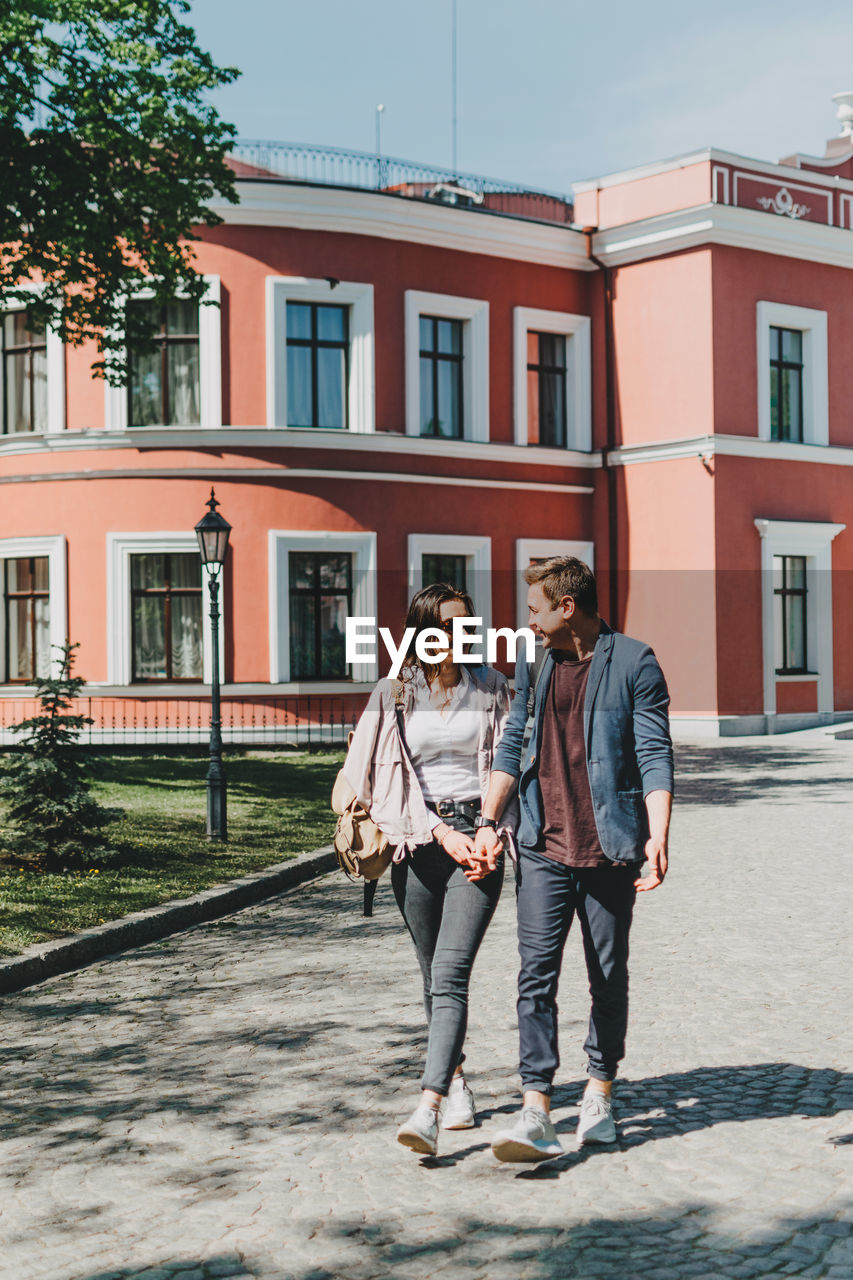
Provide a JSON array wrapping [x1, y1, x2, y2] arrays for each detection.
[[475, 816, 499, 830]]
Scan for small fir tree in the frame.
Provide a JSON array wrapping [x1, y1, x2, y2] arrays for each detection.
[[0, 642, 114, 870]]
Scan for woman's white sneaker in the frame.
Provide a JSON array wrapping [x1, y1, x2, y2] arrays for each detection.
[[576, 1090, 616, 1145], [442, 1077, 476, 1129], [396, 1104, 439, 1155], [490, 1106, 564, 1163]]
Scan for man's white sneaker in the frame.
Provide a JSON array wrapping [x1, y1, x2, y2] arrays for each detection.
[[576, 1089, 617, 1145], [396, 1104, 439, 1156], [442, 1077, 476, 1130], [490, 1106, 564, 1163]]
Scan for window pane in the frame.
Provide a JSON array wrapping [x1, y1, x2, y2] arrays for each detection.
[[289, 552, 315, 591], [132, 596, 167, 679], [287, 345, 314, 426], [786, 596, 806, 670], [316, 345, 346, 428], [316, 305, 346, 342], [170, 595, 203, 678], [422, 554, 467, 590], [289, 593, 316, 679], [318, 553, 351, 591], [32, 345, 47, 431], [769, 326, 781, 360], [7, 558, 29, 593], [539, 333, 566, 368], [166, 341, 200, 425], [773, 586, 784, 670], [437, 319, 462, 355], [34, 595, 50, 677], [769, 366, 780, 441], [5, 311, 45, 349], [8, 599, 32, 680], [286, 304, 312, 340], [420, 355, 436, 434], [169, 553, 201, 590], [437, 358, 461, 438], [5, 352, 35, 433], [419, 316, 434, 352], [527, 369, 540, 445], [131, 554, 166, 590], [319, 594, 348, 678], [166, 299, 199, 337], [787, 556, 806, 590], [130, 347, 162, 425], [781, 367, 802, 442], [781, 328, 802, 362], [527, 331, 539, 364], [539, 369, 566, 448]]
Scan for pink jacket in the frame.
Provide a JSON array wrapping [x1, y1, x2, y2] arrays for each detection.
[[342, 667, 518, 858]]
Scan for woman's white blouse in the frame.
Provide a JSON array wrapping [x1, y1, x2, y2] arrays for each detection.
[[403, 668, 482, 827]]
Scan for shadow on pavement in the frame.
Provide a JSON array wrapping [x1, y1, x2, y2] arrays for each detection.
[[674, 743, 853, 807], [66, 1206, 853, 1280]]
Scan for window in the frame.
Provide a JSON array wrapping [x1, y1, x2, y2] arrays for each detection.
[[128, 300, 200, 427], [513, 308, 591, 451], [288, 551, 352, 680], [755, 519, 845, 719], [130, 553, 203, 681], [268, 531, 377, 684], [3, 557, 50, 682], [104, 276, 221, 432], [2, 311, 47, 435], [773, 555, 807, 673], [421, 553, 467, 591], [407, 535, 491, 625], [756, 302, 828, 447], [267, 277, 375, 433], [527, 331, 567, 447], [769, 328, 803, 443], [405, 291, 489, 442], [419, 316, 464, 438], [286, 303, 349, 429]]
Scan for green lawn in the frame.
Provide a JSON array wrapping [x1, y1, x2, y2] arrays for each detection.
[[0, 750, 343, 957]]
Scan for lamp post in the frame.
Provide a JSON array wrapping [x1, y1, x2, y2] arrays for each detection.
[[195, 488, 231, 841]]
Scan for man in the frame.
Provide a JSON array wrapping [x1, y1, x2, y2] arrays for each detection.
[[474, 556, 673, 1162]]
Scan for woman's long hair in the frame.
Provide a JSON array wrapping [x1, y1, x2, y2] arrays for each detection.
[[399, 582, 474, 684]]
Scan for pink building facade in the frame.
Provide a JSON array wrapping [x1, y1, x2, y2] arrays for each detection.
[[1, 131, 851, 740]]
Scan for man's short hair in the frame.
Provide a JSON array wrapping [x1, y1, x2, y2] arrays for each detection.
[[523, 555, 598, 616]]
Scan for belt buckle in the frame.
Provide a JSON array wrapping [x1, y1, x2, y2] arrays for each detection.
[[437, 800, 454, 817]]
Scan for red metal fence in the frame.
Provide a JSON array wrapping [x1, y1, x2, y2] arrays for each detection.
[[0, 695, 360, 748]]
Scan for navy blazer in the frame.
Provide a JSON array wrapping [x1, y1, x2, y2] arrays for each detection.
[[491, 622, 674, 862]]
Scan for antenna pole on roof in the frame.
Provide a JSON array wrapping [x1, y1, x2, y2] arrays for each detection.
[[451, 0, 458, 178]]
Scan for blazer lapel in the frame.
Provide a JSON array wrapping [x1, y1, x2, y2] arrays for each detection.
[[583, 623, 614, 745]]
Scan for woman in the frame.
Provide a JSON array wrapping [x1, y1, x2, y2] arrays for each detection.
[[342, 583, 514, 1156]]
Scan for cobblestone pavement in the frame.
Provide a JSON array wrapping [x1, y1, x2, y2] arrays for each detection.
[[2, 736, 852, 1280]]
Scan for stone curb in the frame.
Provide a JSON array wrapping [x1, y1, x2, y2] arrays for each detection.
[[0, 844, 337, 997]]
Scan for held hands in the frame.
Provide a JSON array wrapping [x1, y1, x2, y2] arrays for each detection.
[[436, 823, 503, 881]]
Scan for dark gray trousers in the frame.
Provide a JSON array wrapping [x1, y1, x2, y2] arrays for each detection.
[[392, 842, 503, 1095], [516, 848, 637, 1091]]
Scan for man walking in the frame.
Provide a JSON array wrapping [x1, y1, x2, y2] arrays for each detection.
[[474, 557, 673, 1162]]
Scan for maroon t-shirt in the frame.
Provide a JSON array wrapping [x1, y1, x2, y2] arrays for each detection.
[[538, 651, 608, 868]]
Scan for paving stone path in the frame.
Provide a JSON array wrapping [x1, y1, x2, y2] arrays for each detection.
[[2, 735, 852, 1280]]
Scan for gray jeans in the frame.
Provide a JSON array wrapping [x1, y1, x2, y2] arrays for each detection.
[[392, 836, 504, 1095]]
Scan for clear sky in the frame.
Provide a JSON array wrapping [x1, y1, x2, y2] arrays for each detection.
[[188, 0, 853, 194]]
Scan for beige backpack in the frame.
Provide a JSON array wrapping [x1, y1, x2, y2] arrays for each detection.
[[330, 681, 405, 881]]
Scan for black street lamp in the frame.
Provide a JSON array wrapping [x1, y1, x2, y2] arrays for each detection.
[[195, 488, 232, 841]]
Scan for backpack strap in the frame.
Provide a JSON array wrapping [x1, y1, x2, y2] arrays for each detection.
[[520, 646, 548, 763]]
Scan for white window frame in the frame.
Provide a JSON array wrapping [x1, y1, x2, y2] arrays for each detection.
[[0, 535, 67, 682], [405, 290, 489, 443], [756, 302, 828, 446], [0, 289, 66, 435], [515, 538, 595, 628], [268, 530, 378, 684], [104, 275, 222, 431], [513, 307, 592, 452], [407, 534, 492, 629], [106, 533, 223, 686], [266, 276, 375, 433], [754, 519, 845, 717]]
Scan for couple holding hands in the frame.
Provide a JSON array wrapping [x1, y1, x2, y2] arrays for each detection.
[[343, 556, 673, 1162]]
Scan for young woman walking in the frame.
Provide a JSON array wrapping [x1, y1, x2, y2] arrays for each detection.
[[342, 583, 514, 1156]]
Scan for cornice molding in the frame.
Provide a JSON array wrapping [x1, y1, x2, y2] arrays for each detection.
[[210, 180, 593, 271], [574, 145, 853, 198], [608, 433, 853, 467], [0, 426, 601, 469]]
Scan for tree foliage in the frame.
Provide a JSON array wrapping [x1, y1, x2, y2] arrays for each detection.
[[0, 0, 239, 380], [0, 642, 115, 870]]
